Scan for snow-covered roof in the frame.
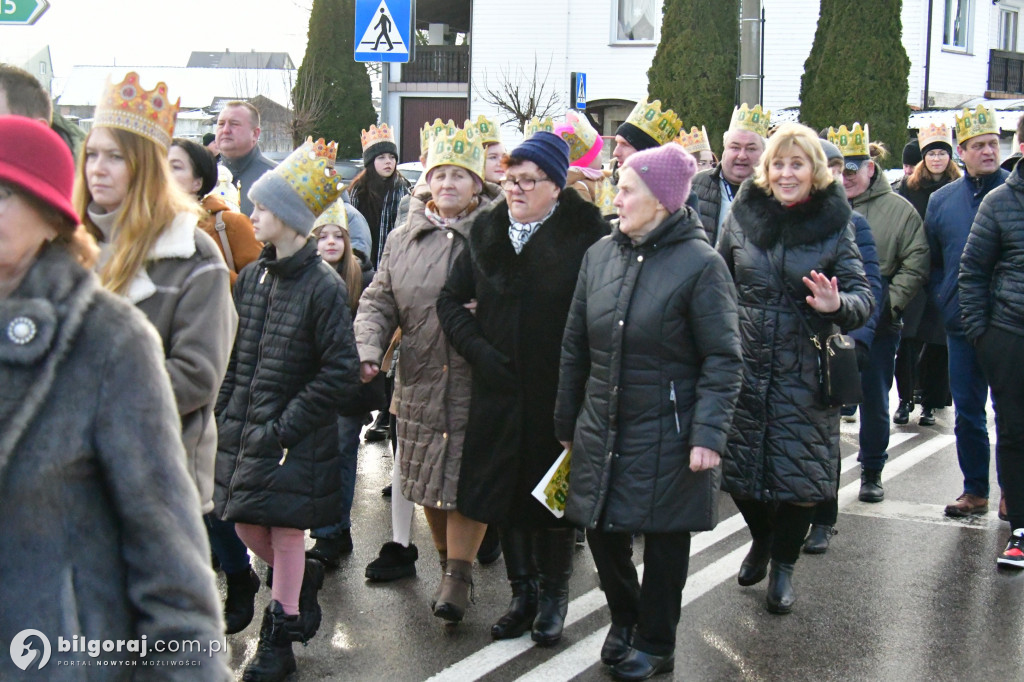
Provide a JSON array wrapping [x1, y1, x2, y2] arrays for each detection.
[[55, 65, 296, 110]]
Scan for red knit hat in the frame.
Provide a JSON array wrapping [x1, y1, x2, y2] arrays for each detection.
[[0, 116, 79, 226]]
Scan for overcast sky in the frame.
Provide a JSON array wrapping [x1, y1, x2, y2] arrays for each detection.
[[1, 0, 314, 76]]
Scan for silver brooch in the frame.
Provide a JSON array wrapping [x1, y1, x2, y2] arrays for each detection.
[[7, 316, 37, 345]]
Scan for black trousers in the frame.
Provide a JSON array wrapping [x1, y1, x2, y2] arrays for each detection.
[[733, 498, 815, 563], [976, 327, 1024, 529], [895, 340, 951, 408], [586, 528, 690, 657]]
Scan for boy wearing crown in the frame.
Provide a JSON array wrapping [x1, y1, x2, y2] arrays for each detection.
[[960, 112, 1024, 568], [925, 106, 1008, 520]]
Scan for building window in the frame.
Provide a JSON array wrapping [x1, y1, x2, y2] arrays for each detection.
[[943, 0, 971, 51], [1000, 8, 1018, 52], [612, 0, 659, 44], [39, 61, 46, 75]]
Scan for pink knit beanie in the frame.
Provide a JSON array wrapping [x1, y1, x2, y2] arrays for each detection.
[[620, 144, 697, 213]]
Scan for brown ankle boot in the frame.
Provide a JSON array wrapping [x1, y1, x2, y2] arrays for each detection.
[[433, 558, 473, 623], [430, 550, 448, 611]]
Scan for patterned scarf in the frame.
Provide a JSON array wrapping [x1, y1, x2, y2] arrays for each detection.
[[508, 202, 558, 255], [424, 197, 480, 229]]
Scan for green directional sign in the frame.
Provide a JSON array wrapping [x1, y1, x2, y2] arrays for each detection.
[[0, 0, 50, 25]]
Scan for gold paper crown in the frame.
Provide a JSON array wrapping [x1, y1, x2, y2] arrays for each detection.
[[918, 122, 953, 151], [955, 105, 999, 144], [313, 198, 350, 233], [471, 115, 501, 146], [275, 137, 342, 217], [625, 99, 682, 146], [420, 118, 458, 156], [425, 121, 485, 179], [828, 123, 870, 158], [524, 116, 556, 139], [360, 123, 395, 152], [729, 104, 771, 138], [93, 71, 180, 148], [677, 126, 711, 154], [559, 110, 601, 164]]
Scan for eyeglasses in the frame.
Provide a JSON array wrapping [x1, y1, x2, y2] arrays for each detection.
[[924, 150, 949, 159], [501, 176, 550, 192]]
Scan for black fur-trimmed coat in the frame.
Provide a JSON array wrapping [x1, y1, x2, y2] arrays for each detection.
[[717, 180, 873, 503], [437, 189, 609, 527]]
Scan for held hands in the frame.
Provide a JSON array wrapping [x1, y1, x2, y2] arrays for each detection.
[[689, 446, 721, 472], [802, 270, 840, 314], [360, 361, 380, 384]]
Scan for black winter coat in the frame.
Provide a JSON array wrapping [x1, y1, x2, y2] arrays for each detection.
[[717, 181, 873, 503], [214, 240, 361, 529], [691, 166, 725, 245], [960, 161, 1024, 343], [437, 190, 609, 528], [897, 174, 953, 343], [554, 209, 744, 533]]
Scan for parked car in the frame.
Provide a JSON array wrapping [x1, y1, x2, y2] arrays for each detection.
[[397, 161, 423, 184]]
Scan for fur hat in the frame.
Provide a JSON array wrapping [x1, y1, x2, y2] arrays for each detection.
[[620, 144, 698, 213]]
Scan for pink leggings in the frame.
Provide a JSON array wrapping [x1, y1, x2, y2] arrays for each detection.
[[234, 524, 305, 615]]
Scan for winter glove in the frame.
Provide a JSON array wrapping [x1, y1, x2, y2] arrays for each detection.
[[245, 422, 283, 459]]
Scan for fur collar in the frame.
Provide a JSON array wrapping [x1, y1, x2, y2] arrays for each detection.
[[728, 180, 852, 250], [126, 213, 199, 303]]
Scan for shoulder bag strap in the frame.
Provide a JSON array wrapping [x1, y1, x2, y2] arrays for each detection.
[[766, 246, 822, 352], [213, 211, 236, 273]]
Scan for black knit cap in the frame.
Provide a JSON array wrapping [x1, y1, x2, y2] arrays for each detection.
[[615, 121, 659, 152], [902, 139, 922, 166], [921, 139, 953, 157], [363, 140, 399, 167]]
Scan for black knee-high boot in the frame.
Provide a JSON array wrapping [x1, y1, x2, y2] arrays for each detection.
[[491, 527, 538, 640], [532, 527, 575, 646], [733, 497, 775, 586]]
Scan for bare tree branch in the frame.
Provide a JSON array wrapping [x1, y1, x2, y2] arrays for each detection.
[[289, 55, 331, 145], [478, 54, 563, 132]]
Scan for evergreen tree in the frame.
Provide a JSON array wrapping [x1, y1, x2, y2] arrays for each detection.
[[292, 0, 377, 156], [647, 0, 739, 155], [800, 0, 910, 168]]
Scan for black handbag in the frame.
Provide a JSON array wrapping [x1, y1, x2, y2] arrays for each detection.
[[770, 250, 863, 408]]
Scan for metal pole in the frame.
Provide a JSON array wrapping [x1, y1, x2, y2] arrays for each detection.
[[738, 0, 762, 106], [923, 0, 934, 109], [380, 60, 389, 125]]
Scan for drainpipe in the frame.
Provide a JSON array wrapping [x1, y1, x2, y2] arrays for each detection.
[[923, 0, 934, 109], [738, 0, 762, 105]]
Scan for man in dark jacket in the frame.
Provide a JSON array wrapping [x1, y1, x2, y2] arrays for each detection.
[[960, 114, 1024, 568], [691, 104, 769, 246], [925, 105, 1008, 518], [215, 100, 277, 216]]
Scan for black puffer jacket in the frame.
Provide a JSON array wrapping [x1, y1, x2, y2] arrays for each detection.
[[960, 160, 1024, 343], [554, 208, 743, 533], [717, 181, 872, 503], [691, 166, 725, 245], [214, 240, 361, 529]]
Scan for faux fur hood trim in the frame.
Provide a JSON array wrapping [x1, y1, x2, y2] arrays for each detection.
[[126, 212, 200, 303], [728, 179, 852, 250]]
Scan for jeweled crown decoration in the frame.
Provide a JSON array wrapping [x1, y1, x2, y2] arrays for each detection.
[[425, 121, 485, 179], [560, 110, 600, 163], [729, 104, 771, 139], [677, 126, 711, 154], [93, 71, 180, 149], [625, 99, 682, 146], [314, 198, 349, 232], [918, 122, 953, 151], [276, 137, 342, 217], [828, 123, 870, 158], [955, 105, 999, 144], [360, 123, 395, 152], [420, 118, 458, 156], [472, 115, 501, 146], [524, 116, 556, 139]]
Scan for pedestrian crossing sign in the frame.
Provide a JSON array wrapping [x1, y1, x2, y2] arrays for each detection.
[[354, 0, 413, 63], [571, 72, 587, 110]]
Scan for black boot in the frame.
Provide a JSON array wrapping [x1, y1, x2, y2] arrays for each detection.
[[491, 527, 538, 640], [242, 601, 298, 682], [919, 407, 936, 426], [477, 525, 503, 565], [765, 561, 796, 615], [224, 566, 261, 634], [737, 535, 772, 586], [296, 558, 325, 642], [859, 468, 884, 503], [364, 411, 390, 442], [802, 524, 836, 554], [532, 528, 575, 646], [893, 399, 913, 425], [306, 530, 352, 569]]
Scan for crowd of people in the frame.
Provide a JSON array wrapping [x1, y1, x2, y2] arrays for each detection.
[[2, 60, 1024, 682]]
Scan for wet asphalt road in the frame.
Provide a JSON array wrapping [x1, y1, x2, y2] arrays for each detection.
[[218, 393, 1024, 681]]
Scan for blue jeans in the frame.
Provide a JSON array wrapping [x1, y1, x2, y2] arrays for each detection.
[[205, 513, 251, 575], [311, 414, 362, 538], [858, 327, 901, 471], [947, 332, 992, 498]]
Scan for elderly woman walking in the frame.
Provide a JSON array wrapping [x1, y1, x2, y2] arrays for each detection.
[[554, 144, 743, 680], [717, 123, 872, 614]]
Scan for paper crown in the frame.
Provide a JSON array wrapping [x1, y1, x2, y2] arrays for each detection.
[[918, 122, 953, 151], [420, 118, 459, 156], [208, 165, 241, 211], [560, 110, 603, 167], [955, 105, 999, 144], [93, 71, 180, 149], [425, 121, 485, 179], [471, 115, 501, 146], [828, 123, 871, 158], [625, 99, 682, 146], [524, 116, 556, 139], [275, 137, 342, 217], [314, 198, 350, 233], [729, 104, 771, 138], [677, 126, 711, 154], [361, 123, 396, 152]]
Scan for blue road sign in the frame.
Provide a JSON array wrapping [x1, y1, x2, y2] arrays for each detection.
[[355, 0, 413, 63], [571, 72, 587, 110]]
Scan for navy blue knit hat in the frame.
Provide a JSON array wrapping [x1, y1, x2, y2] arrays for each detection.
[[510, 131, 570, 189]]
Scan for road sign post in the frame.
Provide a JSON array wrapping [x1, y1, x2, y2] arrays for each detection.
[[0, 0, 50, 25], [354, 0, 413, 63], [570, 72, 587, 111]]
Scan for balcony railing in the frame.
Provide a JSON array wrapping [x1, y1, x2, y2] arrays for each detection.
[[988, 49, 1024, 95], [401, 45, 469, 83]]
